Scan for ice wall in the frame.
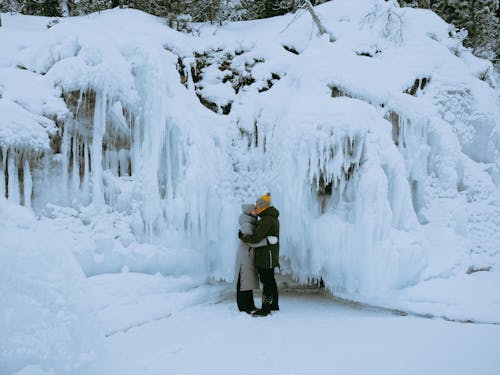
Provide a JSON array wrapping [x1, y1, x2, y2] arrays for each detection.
[[230, 88, 429, 295], [220, 0, 499, 296], [1, 0, 499, 298]]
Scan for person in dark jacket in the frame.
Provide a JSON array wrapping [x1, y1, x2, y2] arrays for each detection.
[[235, 203, 277, 314], [238, 193, 280, 317]]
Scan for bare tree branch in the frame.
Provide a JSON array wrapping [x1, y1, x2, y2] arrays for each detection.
[[302, 0, 334, 41]]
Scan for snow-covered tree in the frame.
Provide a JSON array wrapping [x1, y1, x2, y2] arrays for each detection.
[[0, 0, 19, 12], [0, 0, 335, 25], [17, 0, 62, 16], [399, 0, 499, 60]]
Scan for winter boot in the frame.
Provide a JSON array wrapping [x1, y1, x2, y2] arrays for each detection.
[[252, 295, 272, 317], [251, 308, 270, 317], [270, 294, 279, 311]]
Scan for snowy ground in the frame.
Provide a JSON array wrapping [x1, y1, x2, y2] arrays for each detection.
[[92, 275, 500, 375], [10, 264, 499, 374], [3, 197, 500, 375]]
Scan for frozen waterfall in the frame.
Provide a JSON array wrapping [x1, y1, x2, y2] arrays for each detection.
[[0, 0, 499, 300]]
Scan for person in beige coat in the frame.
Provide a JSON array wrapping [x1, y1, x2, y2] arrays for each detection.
[[235, 203, 277, 313]]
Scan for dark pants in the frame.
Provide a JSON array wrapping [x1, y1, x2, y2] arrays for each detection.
[[236, 273, 256, 312], [257, 267, 279, 313]]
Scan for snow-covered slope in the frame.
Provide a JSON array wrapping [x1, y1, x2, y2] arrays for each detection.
[[1, 1, 500, 370]]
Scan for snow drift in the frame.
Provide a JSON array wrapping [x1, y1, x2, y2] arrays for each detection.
[[0, 199, 102, 375]]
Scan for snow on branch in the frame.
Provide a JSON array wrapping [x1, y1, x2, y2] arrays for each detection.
[[362, 0, 406, 45], [279, 0, 335, 42]]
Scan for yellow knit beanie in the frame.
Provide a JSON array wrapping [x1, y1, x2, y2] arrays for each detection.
[[255, 193, 271, 214]]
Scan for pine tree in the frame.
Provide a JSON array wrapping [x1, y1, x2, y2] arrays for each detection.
[[18, 0, 62, 16], [189, 0, 223, 23], [238, 0, 288, 20]]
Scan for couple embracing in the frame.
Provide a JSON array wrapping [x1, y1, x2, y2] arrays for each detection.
[[235, 193, 280, 317]]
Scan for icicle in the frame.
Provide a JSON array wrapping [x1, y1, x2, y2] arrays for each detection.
[[118, 149, 129, 177], [82, 141, 90, 201], [23, 157, 32, 209], [103, 149, 109, 172], [109, 150, 119, 177], [72, 136, 80, 193], [61, 126, 71, 203], [39, 153, 50, 209], [131, 115, 141, 177], [7, 150, 20, 204], [0, 148, 5, 198], [91, 92, 107, 206], [138, 75, 168, 237], [165, 130, 173, 199]]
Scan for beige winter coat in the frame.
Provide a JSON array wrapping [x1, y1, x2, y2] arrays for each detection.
[[234, 204, 265, 291]]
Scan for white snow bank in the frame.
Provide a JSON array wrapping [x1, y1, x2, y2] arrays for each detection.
[[0, 198, 102, 375], [0, 67, 65, 152], [401, 270, 500, 323], [0, 99, 52, 151], [11, 366, 56, 375], [0, 67, 67, 119], [336, 269, 500, 324], [86, 272, 225, 336], [35, 203, 210, 278]]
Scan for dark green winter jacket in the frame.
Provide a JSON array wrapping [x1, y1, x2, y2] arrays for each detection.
[[240, 206, 280, 269]]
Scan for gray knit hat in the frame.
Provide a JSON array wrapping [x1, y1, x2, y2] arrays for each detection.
[[241, 203, 255, 215]]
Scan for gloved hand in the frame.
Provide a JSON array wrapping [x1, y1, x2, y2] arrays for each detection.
[[238, 230, 244, 239], [266, 236, 278, 245]]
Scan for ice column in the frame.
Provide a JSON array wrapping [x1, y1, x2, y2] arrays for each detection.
[[91, 92, 107, 206], [7, 151, 20, 204], [82, 142, 90, 200], [71, 136, 80, 194], [0, 149, 5, 198], [111, 151, 118, 176], [118, 149, 129, 177], [134, 58, 168, 237], [61, 125, 71, 203], [23, 158, 32, 209]]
